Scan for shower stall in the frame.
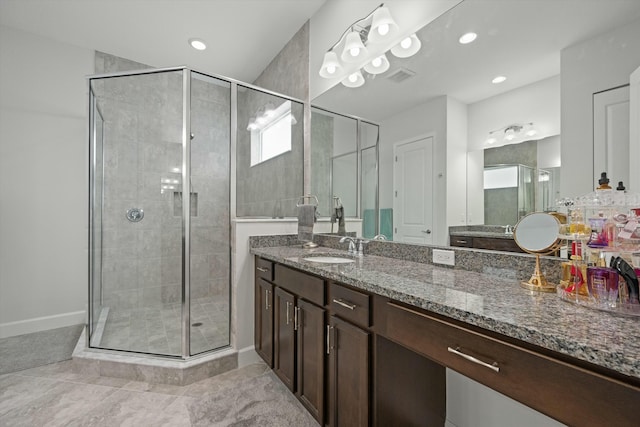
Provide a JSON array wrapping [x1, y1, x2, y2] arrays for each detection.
[[89, 68, 232, 358]]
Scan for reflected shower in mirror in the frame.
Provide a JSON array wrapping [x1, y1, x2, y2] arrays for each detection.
[[310, 106, 380, 237]]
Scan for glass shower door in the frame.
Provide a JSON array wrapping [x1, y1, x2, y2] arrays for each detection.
[[89, 70, 185, 356], [188, 72, 231, 355]]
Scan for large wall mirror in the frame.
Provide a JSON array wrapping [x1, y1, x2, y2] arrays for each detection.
[[311, 0, 640, 247]]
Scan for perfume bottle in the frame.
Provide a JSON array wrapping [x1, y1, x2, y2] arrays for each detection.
[[586, 265, 619, 306]]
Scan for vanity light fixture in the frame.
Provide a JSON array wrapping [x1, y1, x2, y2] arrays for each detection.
[[188, 38, 207, 51], [458, 32, 477, 44], [486, 122, 538, 146], [492, 75, 507, 84], [318, 3, 421, 88], [342, 70, 366, 88]]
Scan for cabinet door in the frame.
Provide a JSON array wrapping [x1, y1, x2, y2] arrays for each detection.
[[274, 287, 296, 391], [296, 299, 325, 424], [255, 279, 273, 366], [328, 316, 370, 427]]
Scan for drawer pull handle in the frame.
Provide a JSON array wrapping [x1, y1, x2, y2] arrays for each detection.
[[447, 347, 500, 373], [257, 267, 270, 273], [333, 298, 357, 310], [456, 240, 467, 244]]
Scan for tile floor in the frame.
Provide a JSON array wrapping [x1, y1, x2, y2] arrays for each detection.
[[0, 360, 319, 427], [96, 296, 230, 356]]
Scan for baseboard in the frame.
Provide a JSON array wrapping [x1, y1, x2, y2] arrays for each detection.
[[0, 310, 86, 339], [237, 345, 261, 367]]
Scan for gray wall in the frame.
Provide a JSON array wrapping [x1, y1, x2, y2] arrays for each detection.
[[235, 22, 310, 217]]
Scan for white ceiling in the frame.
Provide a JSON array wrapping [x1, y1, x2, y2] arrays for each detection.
[[313, 0, 640, 121], [2, 0, 639, 122], [0, 0, 326, 83]]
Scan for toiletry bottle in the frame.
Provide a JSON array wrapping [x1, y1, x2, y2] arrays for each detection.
[[597, 172, 612, 190], [587, 252, 619, 305]]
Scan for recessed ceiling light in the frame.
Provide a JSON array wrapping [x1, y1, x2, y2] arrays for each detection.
[[458, 32, 477, 44], [189, 38, 207, 51], [492, 75, 507, 84]]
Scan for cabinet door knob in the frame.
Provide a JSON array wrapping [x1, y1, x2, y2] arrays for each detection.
[[422, 229, 432, 234]]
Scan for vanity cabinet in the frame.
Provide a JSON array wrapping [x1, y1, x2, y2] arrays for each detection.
[[449, 234, 524, 253], [327, 315, 370, 427], [255, 278, 273, 366], [254, 258, 274, 366], [273, 287, 296, 390], [254, 259, 326, 425], [376, 297, 640, 427], [254, 257, 372, 426], [327, 282, 371, 427]]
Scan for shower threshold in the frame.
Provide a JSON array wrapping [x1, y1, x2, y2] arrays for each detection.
[[72, 327, 238, 386]]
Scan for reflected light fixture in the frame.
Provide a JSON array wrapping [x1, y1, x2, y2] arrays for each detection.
[[486, 122, 538, 146], [188, 38, 207, 50], [368, 5, 399, 43], [390, 34, 421, 58], [319, 3, 421, 89], [363, 53, 390, 74]]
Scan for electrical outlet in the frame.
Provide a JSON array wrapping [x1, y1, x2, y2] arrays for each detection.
[[432, 249, 455, 266]]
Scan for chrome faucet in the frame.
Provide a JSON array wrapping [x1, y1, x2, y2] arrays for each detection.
[[339, 236, 357, 255], [339, 236, 368, 256], [503, 225, 514, 235]]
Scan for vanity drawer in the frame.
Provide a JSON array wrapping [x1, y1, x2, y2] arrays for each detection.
[[449, 236, 472, 247], [329, 282, 370, 328], [383, 301, 639, 427], [274, 264, 325, 306], [255, 257, 274, 282]]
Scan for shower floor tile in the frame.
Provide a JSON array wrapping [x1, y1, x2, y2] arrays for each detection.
[[95, 296, 229, 356]]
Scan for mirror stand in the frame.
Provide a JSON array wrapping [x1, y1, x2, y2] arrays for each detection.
[[521, 253, 556, 293]]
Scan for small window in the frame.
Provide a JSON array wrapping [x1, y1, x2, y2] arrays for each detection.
[[250, 101, 297, 166], [484, 166, 517, 189]]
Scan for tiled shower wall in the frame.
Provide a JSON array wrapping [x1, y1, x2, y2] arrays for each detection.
[[93, 54, 230, 313]]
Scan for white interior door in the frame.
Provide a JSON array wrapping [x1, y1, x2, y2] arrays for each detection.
[[593, 85, 630, 188], [393, 137, 433, 244]]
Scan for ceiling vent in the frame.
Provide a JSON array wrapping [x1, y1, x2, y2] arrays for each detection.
[[386, 67, 416, 83]]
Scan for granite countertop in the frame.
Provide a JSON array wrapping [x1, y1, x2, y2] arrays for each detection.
[[251, 245, 640, 381], [449, 230, 515, 240]]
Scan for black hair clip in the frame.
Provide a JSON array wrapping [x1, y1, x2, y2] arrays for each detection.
[[610, 256, 639, 304]]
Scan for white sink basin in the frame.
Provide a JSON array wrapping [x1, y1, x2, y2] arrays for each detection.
[[303, 256, 355, 264]]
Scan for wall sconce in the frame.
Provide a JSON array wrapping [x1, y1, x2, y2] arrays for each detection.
[[319, 3, 421, 88], [486, 122, 538, 146]]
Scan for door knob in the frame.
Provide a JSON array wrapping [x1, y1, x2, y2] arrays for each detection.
[[422, 229, 432, 234]]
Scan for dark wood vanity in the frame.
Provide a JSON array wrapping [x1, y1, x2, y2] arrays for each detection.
[[449, 232, 524, 253], [254, 255, 639, 426]]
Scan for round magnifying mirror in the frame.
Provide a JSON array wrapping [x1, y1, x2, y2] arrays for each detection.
[[513, 212, 561, 292]]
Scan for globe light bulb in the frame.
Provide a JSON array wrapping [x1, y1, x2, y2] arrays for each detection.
[[348, 73, 358, 83], [400, 37, 412, 49], [327, 65, 336, 74], [350, 47, 360, 57], [377, 23, 389, 36], [371, 57, 382, 67]]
